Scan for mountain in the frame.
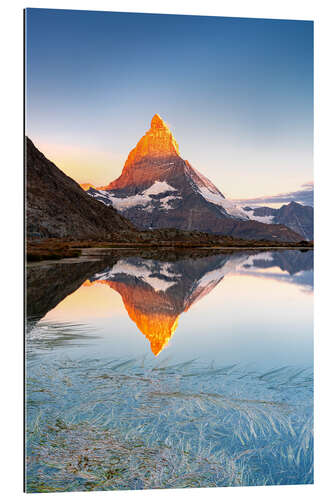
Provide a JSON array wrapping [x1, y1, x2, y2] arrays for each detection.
[[26, 137, 135, 239], [85, 114, 302, 242], [85, 253, 246, 355], [243, 201, 313, 240]]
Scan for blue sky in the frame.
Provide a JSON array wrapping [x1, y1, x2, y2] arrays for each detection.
[[26, 8, 313, 201]]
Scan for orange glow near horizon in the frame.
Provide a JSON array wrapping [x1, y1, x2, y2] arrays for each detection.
[[31, 138, 125, 187], [44, 281, 125, 321]]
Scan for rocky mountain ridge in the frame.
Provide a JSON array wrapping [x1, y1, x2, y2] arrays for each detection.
[[84, 114, 302, 242], [26, 137, 135, 240], [243, 201, 313, 240]]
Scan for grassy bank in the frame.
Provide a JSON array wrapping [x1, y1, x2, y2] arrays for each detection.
[[26, 237, 313, 262], [26, 240, 82, 261]]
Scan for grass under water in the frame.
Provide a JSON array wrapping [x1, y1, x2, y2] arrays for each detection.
[[25, 321, 313, 493]]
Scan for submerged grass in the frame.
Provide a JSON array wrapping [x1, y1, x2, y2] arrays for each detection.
[[25, 322, 313, 492]]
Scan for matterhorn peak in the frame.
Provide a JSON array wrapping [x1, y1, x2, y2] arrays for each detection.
[[87, 114, 303, 242], [122, 114, 180, 170], [150, 113, 169, 130]]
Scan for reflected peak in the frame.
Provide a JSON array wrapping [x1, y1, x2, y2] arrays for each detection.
[[84, 255, 232, 355]]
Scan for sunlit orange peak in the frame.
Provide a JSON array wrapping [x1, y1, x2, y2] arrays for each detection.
[[150, 113, 168, 129], [126, 307, 179, 356], [123, 113, 180, 168], [100, 113, 181, 191], [86, 278, 180, 356], [110, 280, 180, 356]]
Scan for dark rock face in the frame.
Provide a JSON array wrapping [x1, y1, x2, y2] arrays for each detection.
[[86, 115, 302, 243], [275, 202, 313, 241], [26, 259, 109, 320], [243, 202, 313, 240], [26, 137, 135, 240]]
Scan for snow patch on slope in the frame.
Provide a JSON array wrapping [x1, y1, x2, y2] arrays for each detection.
[[245, 209, 275, 224], [93, 259, 182, 293], [239, 252, 274, 269], [184, 254, 250, 310], [198, 186, 249, 220], [196, 267, 226, 288], [109, 193, 151, 210], [88, 182, 180, 212], [159, 195, 181, 210], [142, 181, 177, 196], [87, 189, 148, 210], [183, 162, 249, 221]]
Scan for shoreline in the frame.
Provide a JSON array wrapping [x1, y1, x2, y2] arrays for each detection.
[[79, 245, 313, 250], [26, 242, 313, 265]]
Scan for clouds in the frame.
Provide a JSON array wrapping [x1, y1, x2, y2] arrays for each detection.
[[233, 181, 314, 207]]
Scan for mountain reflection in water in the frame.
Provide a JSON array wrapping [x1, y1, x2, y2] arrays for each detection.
[[25, 249, 313, 491], [27, 250, 313, 356]]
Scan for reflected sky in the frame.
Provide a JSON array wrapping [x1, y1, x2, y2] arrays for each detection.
[[37, 250, 313, 368]]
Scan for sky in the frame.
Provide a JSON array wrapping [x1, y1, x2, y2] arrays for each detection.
[[25, 9, 313, 202]]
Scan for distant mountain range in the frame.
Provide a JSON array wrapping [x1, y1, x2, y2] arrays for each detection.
[[83, 114, 302, 242], [242, 202, 313, 240]]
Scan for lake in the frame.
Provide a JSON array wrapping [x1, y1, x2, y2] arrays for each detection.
[[25, 249, 313, 492]]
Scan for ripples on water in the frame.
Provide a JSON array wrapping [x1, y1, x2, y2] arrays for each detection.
[[25, 250, 313, 492]]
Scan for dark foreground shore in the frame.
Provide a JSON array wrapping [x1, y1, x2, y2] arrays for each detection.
[[26, 238, 313, 262]]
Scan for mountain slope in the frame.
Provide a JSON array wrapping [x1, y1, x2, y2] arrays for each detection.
[[86, 253, 245, 355], [86, 114, 302, 242], [244, 201, 313, 240], [26, 137, 135, 239]]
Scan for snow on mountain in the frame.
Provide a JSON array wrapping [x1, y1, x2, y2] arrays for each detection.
[[92, 255, 244, 302], [180, 162, 248, 220], [89, 183, 182, 213], [91, 177, 248, 218], [198, 186, 249, 220], [86, 115, 250, 221], [89, 189, 151, 210], [93, 259, 182, 293], [242, 202, 313, 240], [159, 195, 182, 210], [82, 114, 303, 242], [142, 181, 177, 195], [239, 252, 274, 268], [245, 209, 275, 224], [196, 267, 226, 289]]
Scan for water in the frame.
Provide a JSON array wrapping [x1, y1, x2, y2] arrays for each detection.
[[25, 249, 313, 492]]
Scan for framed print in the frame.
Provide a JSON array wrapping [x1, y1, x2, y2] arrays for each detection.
[[24, 8, 313, 493]]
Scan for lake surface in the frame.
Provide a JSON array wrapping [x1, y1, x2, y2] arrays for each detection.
[[25, 249, 313, 492]]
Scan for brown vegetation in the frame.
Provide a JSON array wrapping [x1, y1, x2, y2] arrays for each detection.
[[26, 234, 313, 262]]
